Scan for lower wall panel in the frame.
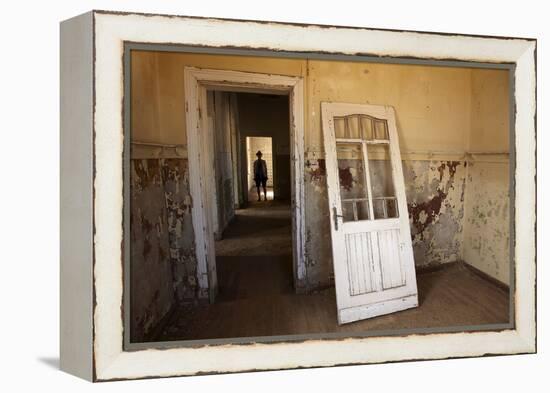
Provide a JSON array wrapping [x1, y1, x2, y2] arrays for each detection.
[[463, 160, 510, 285], [130, 158, 198, 342], [403, 160, 467, 268], [161, 159, 202, 300], [303, 153, 333, 290]]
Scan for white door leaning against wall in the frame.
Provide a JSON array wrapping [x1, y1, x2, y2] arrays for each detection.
[[321, 102, 418, 324]]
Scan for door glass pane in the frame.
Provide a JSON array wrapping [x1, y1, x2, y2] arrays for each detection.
[[334, 115, 388, 141], [360, 116, 374, 140], [336, 142, 370, 221], [367, 143, 398, 219], [374, 119, 389, 140], [334, 117, 346, 138], [334, 116, 361, 139]]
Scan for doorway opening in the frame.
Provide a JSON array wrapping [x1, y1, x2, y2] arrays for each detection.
[[182, 67, 306, 306], [153, 90, 295, 340], [209, 90, 292, 257], [246, 136, 274, 201], [214, 94, 293, 337]]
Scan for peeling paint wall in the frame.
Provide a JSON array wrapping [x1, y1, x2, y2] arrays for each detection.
[[304, 156, 333, 288], [130, 159, 171, 341], [463, 161, 510, 284], [303, 157, 468, 287], [130, 157, 198, 341], [160, 158, 201, 299], [404, 160, 466, 267], [131, 50, 510, 293]]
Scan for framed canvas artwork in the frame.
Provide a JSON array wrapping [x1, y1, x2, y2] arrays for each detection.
[[60, 10, 536, 381]]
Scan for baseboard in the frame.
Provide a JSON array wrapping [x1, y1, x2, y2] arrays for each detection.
[[461, 261, 510, 293], [415, 261, 459, 274], [415, 261, 509, 293]]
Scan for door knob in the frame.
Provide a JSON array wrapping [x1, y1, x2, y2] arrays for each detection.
[[333, 206, 344, 230]]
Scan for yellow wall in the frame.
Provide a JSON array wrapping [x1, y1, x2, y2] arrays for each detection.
[[469, 68, 510, 152], [305, 61, 472, 152], [131, 51, 304, 145], [131, 50, 508, 154]]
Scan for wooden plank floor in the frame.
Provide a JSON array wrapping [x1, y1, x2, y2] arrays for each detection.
[[153, 202, 509, 342], [215, 199, 292, 256], [154, 259, 509, 341]]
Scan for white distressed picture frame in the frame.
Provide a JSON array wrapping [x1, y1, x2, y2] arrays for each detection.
[[60, 10, 536, 381]]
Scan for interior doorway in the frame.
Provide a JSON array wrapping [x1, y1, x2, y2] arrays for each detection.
[[184, 67, 306, 302], [209, 91, 293, 312]]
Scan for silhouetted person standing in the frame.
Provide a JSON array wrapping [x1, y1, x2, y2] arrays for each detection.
[[253, 150, 268, 201]]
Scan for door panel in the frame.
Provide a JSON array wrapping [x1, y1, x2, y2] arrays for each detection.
[[345, 232, 378, 296], [377, 228, 406, 289], [322, 102, 418, 324]]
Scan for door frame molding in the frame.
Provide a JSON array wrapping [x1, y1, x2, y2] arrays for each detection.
[[184, 67, 306, 299]]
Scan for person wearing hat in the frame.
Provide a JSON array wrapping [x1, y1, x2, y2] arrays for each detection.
[[253, 150, 268, 201]]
